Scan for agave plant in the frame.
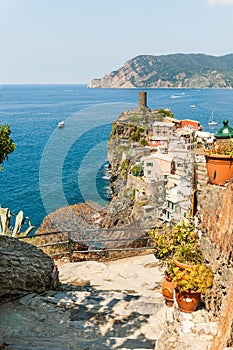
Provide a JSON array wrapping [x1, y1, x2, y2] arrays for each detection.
[[0, 207, 34, 237]]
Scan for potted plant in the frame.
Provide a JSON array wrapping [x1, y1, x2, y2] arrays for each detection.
[[173, 264, 213, 312], [172, 242, 204, 269], [161, 260, 176, 307], [204, 120, 233, 185], [148, 220, 198, 263], [148, 220, 199, 306]]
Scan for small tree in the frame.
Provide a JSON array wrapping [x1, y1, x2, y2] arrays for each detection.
[[158, 109, 174, 119], [132, 163, 143, 176], [0, 125, 16, 170], [139, 137, 149, 146], [0, 126, 33, 236]]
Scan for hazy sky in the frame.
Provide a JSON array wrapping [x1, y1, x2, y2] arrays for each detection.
[[0, 0, 233, 84]]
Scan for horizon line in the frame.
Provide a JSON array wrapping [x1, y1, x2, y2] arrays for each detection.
[[0, 82, 88, 85]]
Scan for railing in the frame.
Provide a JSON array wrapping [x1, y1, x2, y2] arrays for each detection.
[[19, 226, 157, 262]]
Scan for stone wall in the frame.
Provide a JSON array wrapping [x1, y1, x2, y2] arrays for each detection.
[[196, 160, 233, 348]]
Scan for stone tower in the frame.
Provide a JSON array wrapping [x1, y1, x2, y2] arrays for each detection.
[[138, 91, 147, 108]]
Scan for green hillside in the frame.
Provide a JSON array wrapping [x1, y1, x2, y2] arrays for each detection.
[[88, 53, 233, 88]]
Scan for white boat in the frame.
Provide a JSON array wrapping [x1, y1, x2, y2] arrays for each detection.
[[189, 105, 196, 108], [58, 121, 65, 128], [208, 112, 218, 126], [170, 93, 185, 99], [170, 94, 181, 99]]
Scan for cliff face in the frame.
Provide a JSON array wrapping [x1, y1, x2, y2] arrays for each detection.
[[88, 53, 233, 88], [101, 106, 166, 228]]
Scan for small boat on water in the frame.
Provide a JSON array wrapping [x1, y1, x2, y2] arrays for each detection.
[[58, 121, 65, 128], [208, 112, 218, 126], [189, 105, 196, 108]]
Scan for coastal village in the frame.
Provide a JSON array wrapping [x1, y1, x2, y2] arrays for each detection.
[[106, 91, 214, 228]]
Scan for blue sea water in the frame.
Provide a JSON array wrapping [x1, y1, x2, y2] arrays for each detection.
[[0, 84, 233, 229]]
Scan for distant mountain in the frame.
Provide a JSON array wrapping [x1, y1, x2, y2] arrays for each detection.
[[88, 53, 233, 88]]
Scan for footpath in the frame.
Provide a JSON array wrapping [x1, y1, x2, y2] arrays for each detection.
[[0, 254, 218, 350]]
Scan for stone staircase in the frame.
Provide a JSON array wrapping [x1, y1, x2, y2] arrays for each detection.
[[0, 255, 218, 350], [0, 255, 164, 350]]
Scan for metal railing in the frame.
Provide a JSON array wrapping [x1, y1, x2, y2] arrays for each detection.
[[19, 226, 157, 262]]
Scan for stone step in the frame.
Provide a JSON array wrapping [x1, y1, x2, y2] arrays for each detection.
[[5, 335, 101, 350], [5, 334, 155, 350]]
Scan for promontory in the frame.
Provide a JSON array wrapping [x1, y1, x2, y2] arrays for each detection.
[[88, 53, 233, 89]]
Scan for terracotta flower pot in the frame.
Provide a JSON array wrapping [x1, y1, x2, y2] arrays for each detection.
[[205, 154, 233, 186], [175, 289, 201, 313], [162, 276, 174, 307]]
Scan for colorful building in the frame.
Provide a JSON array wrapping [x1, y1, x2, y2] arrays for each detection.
[[180, 119, 202, 130]]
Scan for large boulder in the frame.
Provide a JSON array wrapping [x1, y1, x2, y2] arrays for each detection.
[[0, 236, 60, 297]]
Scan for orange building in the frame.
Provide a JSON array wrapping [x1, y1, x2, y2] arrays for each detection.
[[180, 119, 202, 130]]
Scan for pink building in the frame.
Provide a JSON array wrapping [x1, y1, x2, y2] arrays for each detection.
[[143, 153, 174, 182], [150, 121, 175, 147], [152, 121, 175, 138]]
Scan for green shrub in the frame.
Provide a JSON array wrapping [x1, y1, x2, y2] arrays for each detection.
[[139, 137, 149, 146], [158, 109, 174, 119], [173, 264, 213, 293], [121, 160, 129, 174], [131, 163, 143, 176], [148, 220, 198, 262], [130, 126, 145, 141], [130, 115, 140, 123]]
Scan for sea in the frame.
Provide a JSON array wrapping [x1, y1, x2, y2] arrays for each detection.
[[0, 84, 233, 230]]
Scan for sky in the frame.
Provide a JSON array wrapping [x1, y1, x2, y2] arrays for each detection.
[[0, 0, 233, 84]]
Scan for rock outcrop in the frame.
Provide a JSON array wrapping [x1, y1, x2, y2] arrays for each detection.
[[102, 106, 166, 229], [36, 202, 105, 235], [0, 235, 59, 298], [88, 53, 233, 89]]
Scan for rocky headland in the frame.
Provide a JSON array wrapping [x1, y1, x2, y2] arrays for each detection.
[[88, 53, 233, 89]]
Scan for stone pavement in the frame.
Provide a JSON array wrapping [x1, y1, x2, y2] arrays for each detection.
[[0, 254, 218, 350]]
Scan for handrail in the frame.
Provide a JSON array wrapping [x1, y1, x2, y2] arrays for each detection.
[[48, 246, 156, 258], [19, 227, 156, 262], [18, 226, 157, 239]]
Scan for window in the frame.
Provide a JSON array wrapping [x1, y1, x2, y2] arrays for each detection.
[[146, 162, 153, 167], [147, 170, 151, 175]]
